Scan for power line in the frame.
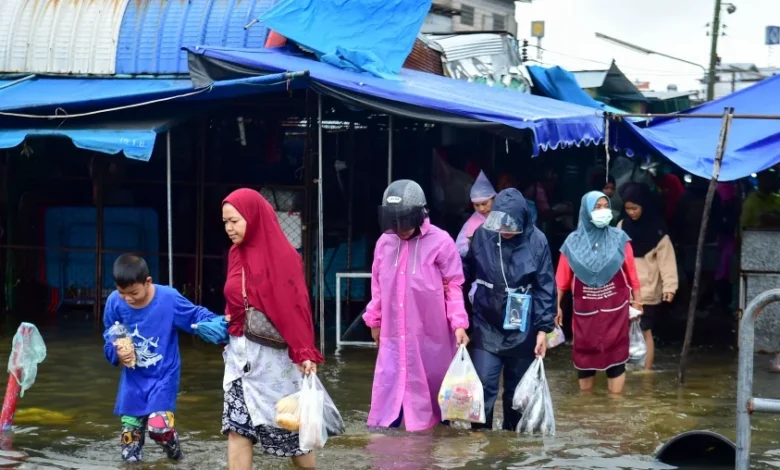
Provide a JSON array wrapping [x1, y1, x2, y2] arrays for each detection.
[[529, 45, 707, 76]]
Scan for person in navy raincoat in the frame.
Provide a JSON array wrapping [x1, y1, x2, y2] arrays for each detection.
[[463, 188, 556, 431]]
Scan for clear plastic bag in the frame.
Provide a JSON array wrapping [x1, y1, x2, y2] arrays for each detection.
[[105, 321, 136, 369], [515, 358, 555, 436], [7, 323, 47, 397], [546, 326, 565, 349], [503, 292, 531, 331], [629, 321, 647, 364], [275, 373, 345, 451], [512, 357, 541, 412], [298, 374, 326, 451], [438, 345, 486, 424]]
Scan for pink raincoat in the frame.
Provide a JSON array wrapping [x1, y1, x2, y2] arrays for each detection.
[[455, 212, 486, 257], [363, 219, 469, 431]]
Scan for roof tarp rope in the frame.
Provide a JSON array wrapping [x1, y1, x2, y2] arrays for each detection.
[[185, 46, 606, 156], [617, 74, 780, 181]]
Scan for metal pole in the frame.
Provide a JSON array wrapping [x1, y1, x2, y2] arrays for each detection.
[[678, 107, 734, 384], [387, 115, 393, 186], [317, 95, 325, 355], [706, 0, 722, 101], [166, 131, 173, 287], [94, 158, 104, 327], [737, 288, 780, 470]]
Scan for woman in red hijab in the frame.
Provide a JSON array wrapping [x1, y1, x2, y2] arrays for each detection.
[[220, 188, 323, 469], [656, 173, 685, 228]]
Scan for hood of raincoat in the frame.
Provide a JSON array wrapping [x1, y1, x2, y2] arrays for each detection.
[[470, 171, 497, 203], [485, 188, 534, 241], [462, 189, 556, 357]]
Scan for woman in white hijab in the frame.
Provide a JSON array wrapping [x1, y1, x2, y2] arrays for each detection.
[[455, 171, 497, 257]]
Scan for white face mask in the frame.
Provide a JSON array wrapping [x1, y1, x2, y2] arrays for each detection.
[[590, 208, 613, 228]]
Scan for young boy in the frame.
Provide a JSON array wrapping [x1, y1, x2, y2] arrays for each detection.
[[103, 254, 220, 462]]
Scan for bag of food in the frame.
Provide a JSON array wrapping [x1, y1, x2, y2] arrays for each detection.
[[628, 321, 647, 365], [546, 326, 565, 349], [512, 357, 542, 412], [515, 358, 555, 436], [437, 345, 485, 424], [275, 373, 345, 450], [105, 322, 136, 369]]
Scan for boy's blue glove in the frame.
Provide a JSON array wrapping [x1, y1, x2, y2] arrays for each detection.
[[192, 318, 229, 344]]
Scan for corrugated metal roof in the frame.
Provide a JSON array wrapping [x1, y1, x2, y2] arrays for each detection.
[[570, 70, 608, 89], [0, 0, 275, 76], [427, 33, 506, 62], [0, 0, 129, 74], [116, 0, 275, 75]]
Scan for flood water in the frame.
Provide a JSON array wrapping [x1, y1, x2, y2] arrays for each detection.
[[1, 328, 780, 470]]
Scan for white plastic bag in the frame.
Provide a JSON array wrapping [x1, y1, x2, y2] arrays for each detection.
[[298, 374, 327, 451], [275, 373, 345, 451], [628, 321, 647, 364], [546, 326, 565, 349], [515, 358, 555, 436], [512, 357, 541, 412], [438, 345, 486, 424]]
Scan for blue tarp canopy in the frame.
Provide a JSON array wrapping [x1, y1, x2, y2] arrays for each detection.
[[618, 74, 780, 181], [186, 46, 606, 155], [527, 65, 628, 115], [260, 0, 429, 78], [0, 72, 302, 160], [0, 119, 174, 161]]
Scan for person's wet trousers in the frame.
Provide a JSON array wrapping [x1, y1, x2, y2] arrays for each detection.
[[470, 348, 534, 431]]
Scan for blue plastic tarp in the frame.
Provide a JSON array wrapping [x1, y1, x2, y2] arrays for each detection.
[[619, 74, 780, 181], [0, 72, 300, 159], [0, 120, 173, 161], [0, 77, 195, 112], [260, 0, 430, 78], [527, 65, 628, 115], [186, 47, 606, 155]]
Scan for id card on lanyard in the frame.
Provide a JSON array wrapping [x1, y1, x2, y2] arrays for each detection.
[[503, 289, 531, 331]]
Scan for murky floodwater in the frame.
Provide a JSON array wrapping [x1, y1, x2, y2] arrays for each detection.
[[1, 327, 779, 469]]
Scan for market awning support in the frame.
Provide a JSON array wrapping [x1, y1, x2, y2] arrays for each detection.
[[166, 131, 174, 287], [317, 94, 325, 355], [678, 107, 734, 385], [387, 116, 393, 186]]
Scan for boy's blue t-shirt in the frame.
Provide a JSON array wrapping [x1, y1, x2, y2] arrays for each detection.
[[102, 284, 217, 417]]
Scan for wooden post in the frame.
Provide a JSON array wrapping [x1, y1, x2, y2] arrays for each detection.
[[678, 107, 734, 384]]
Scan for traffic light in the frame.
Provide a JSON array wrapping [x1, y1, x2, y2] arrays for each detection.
[[521, 39, 529, 62]]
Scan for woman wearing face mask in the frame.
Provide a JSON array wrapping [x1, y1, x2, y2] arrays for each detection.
[[463, 188, 555, 431], [455, 171, 497, 257], [363, 180, 469, 431], [618, 183, 678, 371], [555, 191, 642, 394]]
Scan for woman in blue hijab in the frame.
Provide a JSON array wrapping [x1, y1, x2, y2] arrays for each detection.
[[555, 191, 642, 394]]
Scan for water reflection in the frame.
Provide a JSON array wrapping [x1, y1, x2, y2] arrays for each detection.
[[0, 330, 778, 469]]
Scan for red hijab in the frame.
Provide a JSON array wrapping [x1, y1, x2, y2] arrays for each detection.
[[223, 188, 323, 364], [657, 174, 685, 226]]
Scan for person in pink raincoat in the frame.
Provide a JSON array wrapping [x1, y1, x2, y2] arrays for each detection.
[[455, 171, 497, 257], [363, 179, 470, 432]]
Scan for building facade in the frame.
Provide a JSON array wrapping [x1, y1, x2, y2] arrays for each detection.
[[427, 0, 517, 35]]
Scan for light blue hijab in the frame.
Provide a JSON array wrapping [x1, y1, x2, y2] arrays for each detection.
[[561, 191, 631, 287]]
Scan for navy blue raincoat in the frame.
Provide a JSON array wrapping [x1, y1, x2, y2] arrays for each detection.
[[463, 189, 556, 357]]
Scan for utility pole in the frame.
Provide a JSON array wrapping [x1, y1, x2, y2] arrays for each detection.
[[706, 0, 722, 101]]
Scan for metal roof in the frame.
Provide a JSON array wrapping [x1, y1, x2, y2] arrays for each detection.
[[641, 90, 699, 100], [0, 0, 275, 76], [571, 62, 646, 102]]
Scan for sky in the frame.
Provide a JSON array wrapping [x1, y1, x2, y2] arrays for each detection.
[[514, 0, 780, 92]]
